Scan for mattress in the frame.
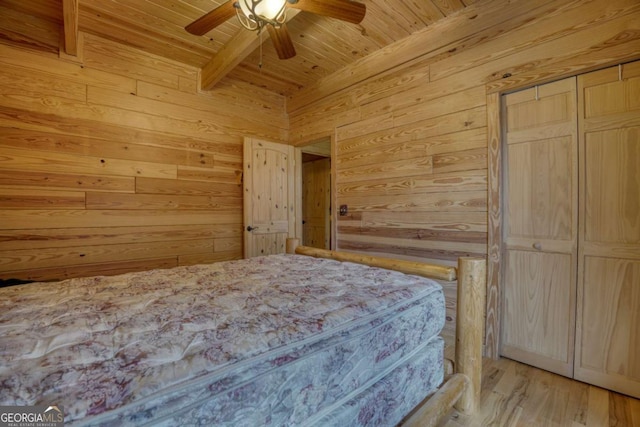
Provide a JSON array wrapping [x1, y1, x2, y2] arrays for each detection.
[[0, 254, 445, 426]]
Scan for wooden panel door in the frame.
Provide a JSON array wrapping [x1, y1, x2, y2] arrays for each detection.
[[302, 157, 331, 249], [501, 77, 578, 377], [575, 61, 640, 398], [243, 138, 296, 258]]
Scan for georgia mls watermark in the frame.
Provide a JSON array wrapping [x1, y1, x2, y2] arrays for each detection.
[[0, 406, 64, 427]]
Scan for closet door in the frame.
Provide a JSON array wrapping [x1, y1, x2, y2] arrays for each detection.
[[501, 77, 578, 377], [575, 61, 640, 398]]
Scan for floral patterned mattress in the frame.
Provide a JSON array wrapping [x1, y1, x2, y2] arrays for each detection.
[[0, 254, 445, 426]]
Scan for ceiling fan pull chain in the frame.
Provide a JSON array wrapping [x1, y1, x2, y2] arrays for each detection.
[[259, 29, 264, 70]]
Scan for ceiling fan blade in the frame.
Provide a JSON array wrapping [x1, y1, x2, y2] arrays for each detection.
[[186, 1, 237, 36], [290, 0, 366, 24], [267, 24, 296, 59]]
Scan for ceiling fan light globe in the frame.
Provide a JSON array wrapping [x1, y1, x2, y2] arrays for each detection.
[[238, 0, 287, 22]]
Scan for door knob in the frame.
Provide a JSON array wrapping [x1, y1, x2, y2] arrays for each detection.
[[532, 242, 542, 250], [247, 225, 258, 232]]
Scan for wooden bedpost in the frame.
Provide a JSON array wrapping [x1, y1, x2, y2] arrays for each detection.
[[286, 238, 300, 254], [454, 257, 486, 414]]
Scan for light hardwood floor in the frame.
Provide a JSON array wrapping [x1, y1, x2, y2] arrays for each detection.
[[441, 357, 640, 426]]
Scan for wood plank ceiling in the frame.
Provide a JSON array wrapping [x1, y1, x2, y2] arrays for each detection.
[[0, 0, 476, 96]]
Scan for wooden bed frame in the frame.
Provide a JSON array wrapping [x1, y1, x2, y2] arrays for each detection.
[[286, 239, 486, 427]]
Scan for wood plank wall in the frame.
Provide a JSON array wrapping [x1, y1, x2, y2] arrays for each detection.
[[287, 0, 640, 352], [0, 17, 287, 281]]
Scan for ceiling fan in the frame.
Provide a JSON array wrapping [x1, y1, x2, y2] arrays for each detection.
[[185, 0, 366, 60]]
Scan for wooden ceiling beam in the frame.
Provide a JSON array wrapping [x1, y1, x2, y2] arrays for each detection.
[[200, 9, 301, 91], [62, 0, 79, 56]]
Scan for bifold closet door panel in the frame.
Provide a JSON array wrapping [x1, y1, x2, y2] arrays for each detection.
[[501, 77, 578, 378], [576, 60, 640, 398], [577, 257, 640, 398], [502, 250, 573, 369]]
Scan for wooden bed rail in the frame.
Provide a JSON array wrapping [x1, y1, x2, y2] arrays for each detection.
[[286, 239, 487, 423], [287, 241, 457, 282], [403, 373, 469, 427]]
